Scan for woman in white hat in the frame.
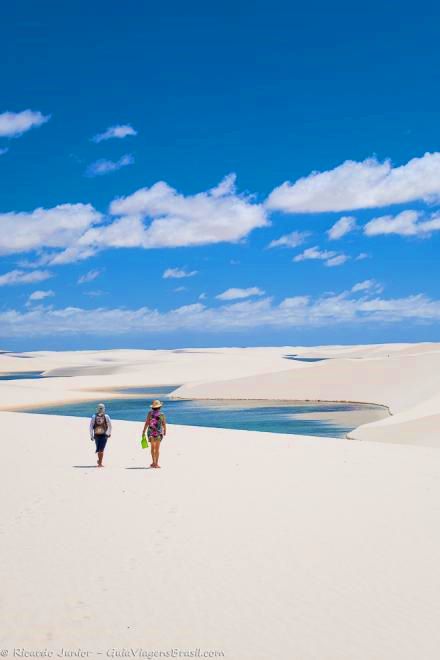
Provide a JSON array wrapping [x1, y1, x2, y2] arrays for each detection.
[[142, 399, 167, 468]]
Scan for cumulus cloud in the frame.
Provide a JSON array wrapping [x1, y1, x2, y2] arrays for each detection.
[[267, 230, 310, 249], [27, 290, 55, 304], [163, 268, 198, 279], [209, 173, 237, 197], [0, 176, 266, 263], [85, 154, 134, 177], [0, 269, 52, 287], [92, 124, 137, 143], [351, 279, 383, 294], [0, 203, 102, 257], [294, 246, 349, 267], [0, 110, 50, 138], [2, 288, 440, 337], [364, 210, 440, 237], [78, 269, 102, 284], [293, 246, 336, 262], [328, 216, 357, 240], [49, 246, 99, 265], [101, 174, 268, 248], [325, 254, 350, 267], [266, 152, 440, 213], [216, 287, 265, 301], [355, 252, 369, 261]]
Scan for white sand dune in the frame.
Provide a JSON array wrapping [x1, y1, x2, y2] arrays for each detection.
[[0, 347, 298, 409], [173, 345, 440, 447], [1, 344, 440, 659]]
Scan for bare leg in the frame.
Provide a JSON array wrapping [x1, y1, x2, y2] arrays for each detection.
[[154, 440, 161, 468], [97, 451, 104, 467], [150, 440, 155, 467]]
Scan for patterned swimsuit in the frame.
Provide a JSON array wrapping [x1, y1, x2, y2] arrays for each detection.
[[147, 410, 165, 441]]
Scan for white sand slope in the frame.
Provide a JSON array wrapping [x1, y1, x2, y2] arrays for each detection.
[[172, 346, 440, 447], [2, 344, 440, 448], [2, 411, 440, 660], [0, 347, 298, 409]]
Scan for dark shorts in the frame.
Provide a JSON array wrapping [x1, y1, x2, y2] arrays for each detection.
[[95, 434, 108, 453]]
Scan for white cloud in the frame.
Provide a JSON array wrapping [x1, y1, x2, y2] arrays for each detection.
[[78, 269, 102, 284], [293, 246, 336, 262], [0, 177, 265, 264], [294, 246, 349, 267], [216, 287, 265, 301], [351, 279, 383, 294], [102, 174, 268, 248], [0, 203, 102, 257], [0, 147, 8, 156], [174, 286, 187, 292], [266, 152, 440, 213], [49, 246, 99, 265], [0, 110, 50, 138], [209, 173, 237, 197], [267, 230, 310, 248], [0, 269, 52, 287], [328, 216, 357, 240], [325, 254, 350, 267], [355, 252, 369, 261], [92, 124, 137, 143], [85, 154, 134, 177], [2, 288, 440, 337], [351, 280, 374, 292], [27, 290, 54, 304], [163, 268, 198, 279], [364, 210, 440, 237]]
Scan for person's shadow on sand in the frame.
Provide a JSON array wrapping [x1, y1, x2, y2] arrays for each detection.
[[72, 466, 153, 469], [125, 466, 151, 470], [73, 465, 99, 468]]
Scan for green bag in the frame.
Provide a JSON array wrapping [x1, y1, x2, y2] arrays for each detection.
[[141, 434, 149, 449]]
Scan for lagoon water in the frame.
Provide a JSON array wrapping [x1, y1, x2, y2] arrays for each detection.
[[0, 371, 44, 380], [28, 386, 388, 438]]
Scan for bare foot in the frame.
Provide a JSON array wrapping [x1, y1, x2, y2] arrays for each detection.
[[150, 463, 156, 467], [154, 464, 161, 468]]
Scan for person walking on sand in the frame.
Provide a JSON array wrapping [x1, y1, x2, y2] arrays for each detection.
[[90, 403, 112, 467], [142, 399, 166, 468]]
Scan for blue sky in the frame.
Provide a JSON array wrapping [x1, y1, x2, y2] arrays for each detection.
[[1, 0, 440, 349]]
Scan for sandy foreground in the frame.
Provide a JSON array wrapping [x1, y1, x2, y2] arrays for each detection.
[[1, 345, 440, 660]]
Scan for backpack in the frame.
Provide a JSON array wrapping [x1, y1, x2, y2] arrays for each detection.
[[94, 412, 108, 435], [148, 410, 164, 438]]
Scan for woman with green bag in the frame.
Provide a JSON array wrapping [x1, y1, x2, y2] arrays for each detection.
[[142, 399, 167, 468]]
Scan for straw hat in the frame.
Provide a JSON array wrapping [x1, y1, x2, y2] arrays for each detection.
[[151, 399, 162, 409]]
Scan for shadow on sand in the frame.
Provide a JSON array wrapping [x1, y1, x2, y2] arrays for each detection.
[[125, 466, 151, 470], [73, 465, 98, 468]]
